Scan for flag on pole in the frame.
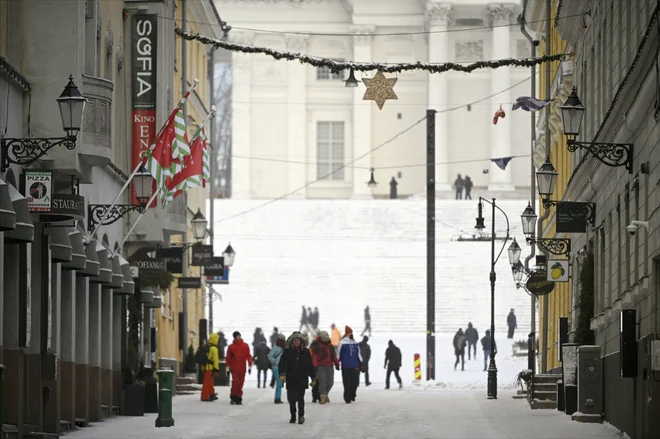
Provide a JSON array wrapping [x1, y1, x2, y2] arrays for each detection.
[[200, 129, 210, 187], [164, 131, 204, 203], [490, 156, 513, 171], [512, 96, 552, 111]]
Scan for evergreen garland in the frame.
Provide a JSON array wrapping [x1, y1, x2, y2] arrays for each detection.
[[574, 252, 595, 345], [139, 272, 175, 290]]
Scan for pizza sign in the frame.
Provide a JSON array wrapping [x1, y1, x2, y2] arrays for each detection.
[[25, 171, 52, 212]]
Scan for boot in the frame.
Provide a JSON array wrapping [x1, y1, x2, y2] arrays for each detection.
[[290, 414, 296, 424], [236, 397, 243, 405], [298, 416, 305, 425], [274, 399, 283, 404], [320, 394, 327, 404]]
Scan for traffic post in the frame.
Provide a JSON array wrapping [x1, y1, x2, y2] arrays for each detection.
[[155, 369, 175, 427], [414, 354, 421, 381]]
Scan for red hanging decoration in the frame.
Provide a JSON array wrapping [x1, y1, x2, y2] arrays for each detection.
[[493, 105, 506, 125]]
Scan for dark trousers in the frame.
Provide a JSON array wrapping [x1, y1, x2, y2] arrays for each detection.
[[361, 322, 371, 337], [508, 326, 515, 339], [341, 368, 359, 402], [455, 189, 462, 199], [467, 341, 477, 359], [311, 368, 319, 401], [455, 351, 465, 370], [386, 367, 401, 388], [363, 364, 370, 385], [257, 369, 268, 388], [465, 189, 472, 200], [286, 388, 305, 417]]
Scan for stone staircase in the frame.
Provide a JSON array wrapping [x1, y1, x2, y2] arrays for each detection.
[[176, 374, 199, 396], [529, 374, 559, 410]]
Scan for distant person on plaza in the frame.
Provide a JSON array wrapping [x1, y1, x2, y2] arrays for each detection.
[[454, 174, 465, 200], [216, 331, 227, 357], [226, 331, 253, 405], [312, 331, 340, 404], [254, 340, 271, 389], [269, 327, 280, 388], [309, 334, 321, 403], [279, 332, 316, 424], [300, 306, 308, 331], [330, 323, 342, 348], [507, 309, 518, 339], [361, 306, 372, 337], [252, 327, 267, 356], [268, 334, 286, 404], [312, 307, 320, 330], [464, 175, 473, 200], [358, 336, 372, 387], [338, 326, 363, 403], [464, 322, 479, 360], [384, 340, 403, 389], [481, 330, 497, 372], [453, 328, 467, 371], [201, 332, 220, 402]]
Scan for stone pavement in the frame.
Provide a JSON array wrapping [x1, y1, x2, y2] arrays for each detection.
[[67, 386, 624, 439]]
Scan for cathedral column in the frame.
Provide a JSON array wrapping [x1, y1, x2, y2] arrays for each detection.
[[351, 26, 375, 199], [286, 35, 309, 197], [427, 3, 452, 192], [488, 4, 516, 191], [230, 32, 254, 199]]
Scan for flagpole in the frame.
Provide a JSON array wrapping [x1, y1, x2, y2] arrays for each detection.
[[111, 189, 160, 259], [89, 78, 200, 239]]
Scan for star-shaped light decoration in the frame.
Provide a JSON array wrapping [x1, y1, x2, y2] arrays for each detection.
[[362, 71, 398, 110]]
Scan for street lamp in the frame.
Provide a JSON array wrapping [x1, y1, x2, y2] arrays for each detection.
[[520, 204, 571, 257], [345, 68, 359, 87], [474, 197, 511, 400], [507, 238, 521, 266], [521, 202, 537, 237], [222, 243, 236, 267], [87, 165, 153, 231], [560, 86, 632, 173], [535, 160, 558, 199], [191, 209, 208, 242], [1, 75, 86, 172], [512, 261, 526, 284], [366, 168, 378, 187]]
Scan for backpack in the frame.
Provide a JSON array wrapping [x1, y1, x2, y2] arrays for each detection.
[[194, 344, 211, 365]]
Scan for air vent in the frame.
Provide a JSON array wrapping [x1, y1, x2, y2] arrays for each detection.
[[455, 18, 484, 27]]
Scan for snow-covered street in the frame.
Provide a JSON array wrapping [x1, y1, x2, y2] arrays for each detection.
[[68, 387, 624, 439]]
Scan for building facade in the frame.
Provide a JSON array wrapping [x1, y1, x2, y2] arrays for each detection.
[[219, 0, 533, 199], [527, 0, 660, 437]]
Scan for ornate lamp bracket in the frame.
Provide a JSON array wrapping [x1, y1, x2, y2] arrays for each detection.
[[1, 136, 77, 173], [567, 139, 633, 174], [88, 203, 147, 231], [525, 237, 571, 257]]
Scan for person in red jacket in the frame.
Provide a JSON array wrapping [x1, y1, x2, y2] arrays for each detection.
[[226, 331, 253, 405]]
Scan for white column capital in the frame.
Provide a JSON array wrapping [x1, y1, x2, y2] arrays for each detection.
[[488, 3, 516, 25], [352, 25, 376, 46], [285, 34, 309, 52], [426, 3, 453, 27]]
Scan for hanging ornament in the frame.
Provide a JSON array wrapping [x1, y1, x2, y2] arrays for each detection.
[[362, 71, 398, 110], [493, 105, 506, 125], [366, 168, 378, 187]]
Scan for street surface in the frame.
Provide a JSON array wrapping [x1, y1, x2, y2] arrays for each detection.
[[68, 386, 624, 439]]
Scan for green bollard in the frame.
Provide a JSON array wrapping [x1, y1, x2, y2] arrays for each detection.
[[0, 364, 4, 437], [155, 369, 175, 428]]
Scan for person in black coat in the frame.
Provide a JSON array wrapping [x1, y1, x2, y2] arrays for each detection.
[[507, 309, 517, 339], [254, 341, 271, 388], [464, 322, 479, 360], [358, 336, 372, 386], [481, 330, 497, 371], [384, 340, 402, 389], [279, 332, 316, 425]]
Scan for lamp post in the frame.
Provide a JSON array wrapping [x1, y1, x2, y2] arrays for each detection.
[[191, 209, 208, 242], [1, 75, 86, 172], [520, 202, 571, 257], [560, 86, 633, 173], [474, 197, 510, 400], [222, 243, 236, 267], [366, 168, 378, 188]]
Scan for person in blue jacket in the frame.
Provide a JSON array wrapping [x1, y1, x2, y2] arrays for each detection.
[[338, 326, 363, 404], [268, 334, 286, 404]]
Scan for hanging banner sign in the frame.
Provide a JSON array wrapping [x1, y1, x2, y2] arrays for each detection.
[[526, 271, 555, 296], [178, 277, 202, 289], [24, 171, 52, 212], [547, 259, 569, 282], [556, 202, 589, 233], [206, 267, 229, 285], [131, 14, 158, 207], [204, 257, 225, 276], [191, 244, 213, 266], [156, 247, 183, 274]]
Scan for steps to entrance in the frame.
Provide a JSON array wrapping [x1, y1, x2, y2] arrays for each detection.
[[176, 375, 200, 396], [529, 374, 560, 410]]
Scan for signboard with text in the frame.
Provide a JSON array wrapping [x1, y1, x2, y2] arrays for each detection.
[[178, 277, 202, 289], [191, 244, 213, 266], [156, 247, 183, 274], [204, 257, 225, 277], [25, 171, 52, 212], [556, 202, 589, 233], [134, 257, 167, 273]]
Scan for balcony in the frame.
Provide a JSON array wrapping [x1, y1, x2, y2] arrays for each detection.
[[80, 75, 113, 167], [125, 195, 187, 247]]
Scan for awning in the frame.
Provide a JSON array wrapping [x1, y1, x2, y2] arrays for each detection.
[[78, 238, 100, 278], [49, 226, 73, 263], [4, 183, 31, 243], [109, 255, 124, 289], [0, 178, 16, 232], [140, 288, 154, 304], [89, 242, 112, 285], [147, 294, 163, 309], [115, 255, 135, 295], [62, 228, 86, 271]]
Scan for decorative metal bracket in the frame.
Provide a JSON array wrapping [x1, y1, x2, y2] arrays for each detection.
[[1, 136, 77, 172], [525, 237, 571, 257], [567, 139, 633, 174], [541, 198, 596, 226], [88, 203, 147, 230]]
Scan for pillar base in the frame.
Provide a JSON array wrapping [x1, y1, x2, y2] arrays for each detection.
[[487, 183, 516, 192]]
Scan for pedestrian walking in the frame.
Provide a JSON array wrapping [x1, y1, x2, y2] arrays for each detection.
[[217, 331, 227, 357], [384, 340, 403, 389], [226, 331, 253, 405], [454, 174, 465, 200], [200, 333, 219, 401], [481, 330, 497, 371], [254, 340, 271, 388], [330, 323, 341, 348], [338, 326, 362, 403], [309, 335, 321, 403], [311, 307, 320, 330], [358, 336, 372, 386], [279, 332, 316, 425], [270, 327, 279, 347], [465, 322, 479, 360], [464, 175, 473, 200], [507, 309, 517, 339], [252, 327, 267, 355], [268, 334, 286, 404], [453, 328, 467, 371], [311, 331, 340, 404], [361, 306, 372, 337], [300, 306, 308, 332]]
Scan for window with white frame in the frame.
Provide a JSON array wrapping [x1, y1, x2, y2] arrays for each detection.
[[316, 60, 345, 81], [316, 121, 345, 180]]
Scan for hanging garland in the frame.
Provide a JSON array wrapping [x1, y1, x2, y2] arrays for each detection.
[[175, 27, 569, 75]]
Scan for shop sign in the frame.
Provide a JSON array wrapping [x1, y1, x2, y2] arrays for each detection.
[[50, 193, 85, 220], [25, 171, 52, 212], [178, 277, 202, 289], [156, 247, 183, 274], [134, 256, 167, 273], [526, 271, 555, 296], [191, 244, 213, 266], [204, 257, 224, 276]]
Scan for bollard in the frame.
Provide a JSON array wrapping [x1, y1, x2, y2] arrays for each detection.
[[0, 364, 4, 437], [155, 369, 175, 428], [413, 354, 421, 381]]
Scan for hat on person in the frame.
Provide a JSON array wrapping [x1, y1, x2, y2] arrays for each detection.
[[232, 331, 241, 339], [320, 331, 330, 342], [345, 325, 353, 336]]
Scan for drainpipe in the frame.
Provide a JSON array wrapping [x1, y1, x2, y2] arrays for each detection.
[[180, 0, 188, 377], [208, 47, 216, 334], [518, 2, 538, 374]]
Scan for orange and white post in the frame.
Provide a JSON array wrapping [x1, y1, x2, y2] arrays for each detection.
[[414, 353, 422, 381]]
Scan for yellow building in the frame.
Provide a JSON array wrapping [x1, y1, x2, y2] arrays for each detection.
[[154, 0, 223, 373]]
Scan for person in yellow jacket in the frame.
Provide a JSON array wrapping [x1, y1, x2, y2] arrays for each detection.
[[330, 323, 342, 348], [201, 333, 220, 401]]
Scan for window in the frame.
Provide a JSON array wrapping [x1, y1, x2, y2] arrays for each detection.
[[316, 60, 345, 80], [316, 121, 345, 180]]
